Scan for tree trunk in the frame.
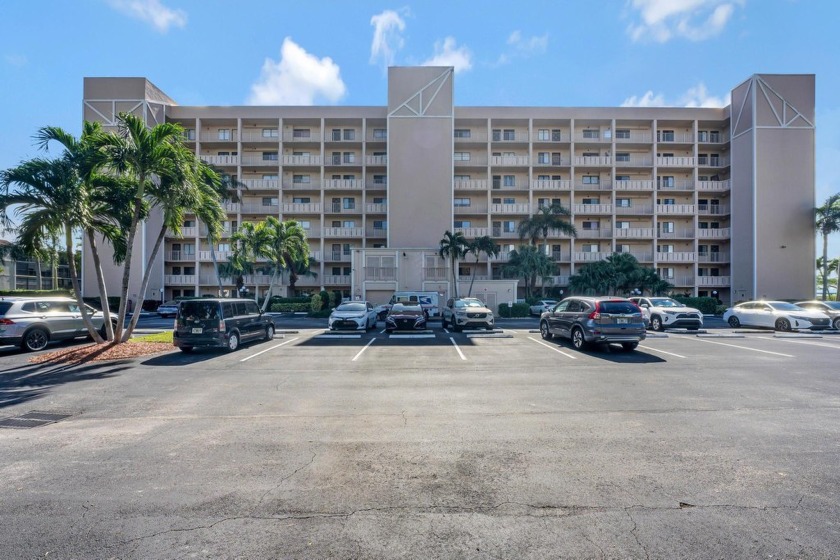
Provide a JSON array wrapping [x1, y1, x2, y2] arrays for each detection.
[[261, 268, 279, 312], [823, 231, 829, 300], [121, 224, 166, 342], [467, 255, 479, 297], [115, 189, 145, 342], [65, 226, 104, 343], [210, 243, 225, 296], [451, 256, 459, 299], [87, 228, 114, 341], [36, 259, 43, 290]]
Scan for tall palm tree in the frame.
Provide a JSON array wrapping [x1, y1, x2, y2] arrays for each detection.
[[199, 166, 244, 296], [816, 194, 840, 300], [285, 255, 318, 295], [229, 220, 266, 298], [465, 235, 500, 297], [518, 202, 577, 248], [252, 218, 308, 311], [439, 230, 468, 299], [504, 245, 554, 299]]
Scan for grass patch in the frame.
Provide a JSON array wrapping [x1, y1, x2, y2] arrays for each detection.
[[130, 331, 173, 344]]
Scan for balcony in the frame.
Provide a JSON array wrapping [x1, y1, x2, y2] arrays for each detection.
[[327, 203, 361, 214], [165, 251, 194, 261], [283, 155, 322, 166], [324, 275, 351, 286], [241, 179, 280, 190], [283, 202, 321, 213], [284, 180, 320, 191], [325, 179, 361, 190], [657, 180, 695, 191], [697, 156, 730, 168], [282, 131, 321, 142], [615, 205, 654, 215], [656, 132, 694, 143], [615, 131, 653, 143], [697, 204, 730, 215], [491, 155, 529, 166], [697, 275, 731, 287], [199, 132, 237, 143], [243, 274, 274, 285], [614, 180, 654, 191], [455, 179, 489, 190], [200, 155, 238, 166], [491, 203, 531, 214], [323, 227, 364, 237], [366, 227, 387, 238], [697, 227, 731, 239], [614, 228, 654, 238], [198, 250, 232, 261], [366, 155, 388, 166], [533, 157, 571, 167], [614, 155, 653, 167], [240, 130, 279, 143], [241, 155, 279, 167], [697, 133, 729, 144], [656, 156, 695, 167], [365, 267, 396, 281], [572, 156, 611, 166], [456, 227, 489, 238], [577, 228, 613, 239], [424, 267, 448, 281], [532, 179, 572, 191], [326, 155, 361, 167], [545, 227, 574, 238], [164, 274, 196, 285], [574, 133, 610, 143], [241, 203, 278, 215], [199, 227, 234, 238], [657, 252, 696, 263], [656, 204, 695, 214], [366, 203, 387, 213], [574, 252, 611, 262], [626, 252, 654, 261], [667, 276, 695, 286], [169, 226, 197, 238], [454, 155, 489, 167], [491, 180, 529, 191], [222, 202, 240, 213], [491, 131, 528, 143], [574, 180, 613, 191], [698, 252, 730, 263], [573, 203, 612, 214], [490, 229, 520, 239], [199, 274, 223, 285], [697, 180, 731, 191], [657, 229, 695, 239], [544, 275, 571, 286], [366, 180, 387, 190]]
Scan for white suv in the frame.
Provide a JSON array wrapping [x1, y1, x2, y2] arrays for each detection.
[[629, 296, 703, 331], [0, 297, 114, 351], [441, 297, 495, 332]]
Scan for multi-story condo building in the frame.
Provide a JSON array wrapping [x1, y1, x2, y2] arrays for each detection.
[[82, 68, 815, 306]]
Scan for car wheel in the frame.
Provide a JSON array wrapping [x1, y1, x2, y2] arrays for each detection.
[[179, 346, 194, 353], [22, 328, 49, 352], [650, 315, 664, 331], [834, 317, 840, 331], [571, 327, 586, 350], [540, 321, 553, 340], [728, 316, 741, 328], [622, 342, 639, 351], [775, 318, 792, 332], [227, 331, 240, 352], [265, 325, 275, 341]]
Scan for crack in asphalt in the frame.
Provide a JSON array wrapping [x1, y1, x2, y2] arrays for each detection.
[[252, 450, 317, 512], [625, 509, 650, 560]]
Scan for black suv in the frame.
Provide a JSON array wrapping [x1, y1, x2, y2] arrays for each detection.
[[173, 298, 275, 353]]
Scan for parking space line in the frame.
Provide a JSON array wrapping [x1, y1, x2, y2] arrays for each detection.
[[684, 336, 795, 357], [755, 336, 840, 350], [527, 337, 578, 359], [240, 337, 299, 362], [638, 344, 686, 359], [351, 338, 376, 362], [450, 337, 466, 360]]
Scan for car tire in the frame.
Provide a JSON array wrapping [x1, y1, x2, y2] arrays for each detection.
[[179, 346, 194, 353], [265, 325, 275, 341], [22, 328, 49, 352], [571, 327, 586, 350], [650, 315, 664, 331], [833, 317, 840, 330], [622, 342, 639, 351], [539, 321, 553, 340], [226, 331, 240, 352], [728, 316, 741, 328], [775, 318, 792, 332]]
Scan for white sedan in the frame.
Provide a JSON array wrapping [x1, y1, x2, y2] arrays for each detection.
[[723, 300, 832, 331], [328, 301, 378, 331], [529, 299, 558, 316]]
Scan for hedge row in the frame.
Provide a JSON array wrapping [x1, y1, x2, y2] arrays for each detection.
[[497, 302, 531, 318], [269, 302, 311, 312], [672, 296, 720, 315]]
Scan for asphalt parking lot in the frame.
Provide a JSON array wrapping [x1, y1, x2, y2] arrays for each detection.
[[1, 317, 839, 559]]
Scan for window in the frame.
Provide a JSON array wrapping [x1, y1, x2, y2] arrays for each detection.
[[292, 197, 310, 203], [454, 174, 471, 181], [218, 129, 231, 140], [582, 129, 599, 139], [658, 267, 675, 279], [657, 244, 674, 253], [343, 152, 355, 163], [616, 221, 630, 229], [581, 244, 599, 253], [343, 197, 355, 210], [184, 266, 196, 275], [615, 175, 631, 181], [454, 152, 471, 161], [373, 221, 386, 230], [503, 221, 516, 233], [372, 197, 386, 204], [616, 244, 631, 253], [184, 129, 196, 140], [657, 176, 675, 188], [503, 197, 515, 204], [183, 243, 195, 255], [503, 175, 516, 187], [262, 151, 278, 161], [658, 198, 676, 205], [538, 129, 550, 141], [183, 219, 195, 228], [658, 130, 675, 142], [454, 198, 471, 207], [292, 151, 309, 157], [262, 128, 278, 138], [616, 198, 632, 208], [552, 153, 562, 165], [538, 152, 551, 164], [343, 174, 354, 181], [492, 129, 515, 141], [373, 128, 387, 139], [454, 129, 471, 138], [332, 267, 341, 276], [492, 198, 501, 204], [373, 174, 387, 184], [342, 220, 355, 228], [552, 129, 562, 141], [699, 221, 709, 229], [262, 197, 278, 206], [343, 129, 355, 140], [172, 266, 182, 275], [492, 176, 501, 189], [615, 152, 630, 162], [293, 174, 310, 184], [454, 220, 471, 228], [504, 129, 515, 141], [459, 266, 472, 277], [298, 221, 310, 230], [615, 129, 630, 139], [331, 129, 341, 141], [292, 128, 310, 138], [537, 175, 550, 181], [343, 243, 352, 255], [582, 175, 600, 185], [262, 174, 278, 180], [660, 222, 675, 233], [582, 197, 600, 205], [582, 221, 599, 230], [217, 151, 231, 156]]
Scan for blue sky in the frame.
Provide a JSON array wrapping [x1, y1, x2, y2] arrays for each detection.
[[2, 0, 839, 253]]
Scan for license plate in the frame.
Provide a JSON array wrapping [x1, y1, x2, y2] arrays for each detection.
[[616, 318, 629, 324], [191, 328, 203, 334]]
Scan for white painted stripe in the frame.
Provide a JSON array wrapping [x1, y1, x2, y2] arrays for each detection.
[[379, 329, 386, 334], [527, 337, 578, 359], [389, 334, 436, 339], [240, 337, 298, 362], [506, 329, 518, 334], [638, 344, 686, 359], [352, 338, 376, 362], [443, 328, 450, 334], [755, 336, 840, 350], [688, 336, 794, 357], [319, 334, 363, 339], [450, 337, 466, 360]]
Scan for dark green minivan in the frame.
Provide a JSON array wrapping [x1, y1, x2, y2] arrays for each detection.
[[173, 298, 275, 353]]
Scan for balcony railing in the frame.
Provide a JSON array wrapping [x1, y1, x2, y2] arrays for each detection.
[[366, 180, 387, 189], [697, 156, 730, 168], [657, 229, 695, 239], [324, 275, 351, 286], [200, 155, 238, 166], [697, 204, 729, 215], [365, 267, 396, 281], [366, 203, 387, 213], [614, 228, 654, 238], [656, 204, 695, 214], [164, 274, 196, 285], [666, 276, 695, 286], [283, 155, 322, 166], [328, 203, 360, 214], [243, 274, 274, 285], [284, 181, 320, 190], [532, 179, 572, 191], [454, 155, 489, 166], [615, 205, 654, 215], [614, 155, 653, 167], [656, 132, 695, 143], [325, 179, 361, 190], [283, 202, 321, 213], [574, 252, 611, 261], [456, 227, 489, 238], [197, 250, 232, 261], [282, 132, 321, 142], [614, 180, 654, 191], [697, 275, 731, 286], [574, 133, 610, 143], [491, 203, 531, 214], [366, 155, 388, 165], [455, 179, 489, 190], [697, 227, 731, 239], [240, 130, 280, 142], [656, 156, 695, 167], [169, 227, 197, 238], [241, 203, 278, 214], [572, 156, 612, 166], [697, 180, 731, 191], [573, 203, 612, 214], [199, 132, 238, 143], [424, 267, 449, 281], [366, 227, 387, 238], [240, 155, 279, 167], [165, 251, 194, 261], [490, 229, 520, 239], [491, 156, 529, 166], [574, 181, 613, 191], [698, 252, 730, 263], [577, 228, 613, 239], [657, 252, 696, 262], [241, 179, 280, 190], [657, 180, 694, 191], [323, 227, 364, 237], [615, 132, 653, 143]]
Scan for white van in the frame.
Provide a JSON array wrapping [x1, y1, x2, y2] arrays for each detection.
[[375, 291, 440, 318]]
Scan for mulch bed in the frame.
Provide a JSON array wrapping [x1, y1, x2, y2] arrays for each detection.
[[29, 341, 174, 365]]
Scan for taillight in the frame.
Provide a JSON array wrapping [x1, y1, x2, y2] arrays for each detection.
[[588, 302, 601, 320], [0, 318, 14, 325], [173, 318, 177, 329], [219, 319, 225, 331]]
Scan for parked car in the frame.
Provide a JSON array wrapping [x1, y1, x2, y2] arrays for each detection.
[[441, 297, 495, 332], [628, 296, 703, 331], [328, 301, 377, 331], [385, 303, 427, 332], [173, 298, 275, 352], [794, 300, 840, 330], [376, 291, 438, 319], [539, 296, 646, 351], [723, 300, 831, 331], [0, 296, 117, 352], [157, 300, 180, 318], [529, 299, 558, 317]]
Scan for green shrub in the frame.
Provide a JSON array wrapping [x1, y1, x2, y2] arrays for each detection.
[[319, 290, 331, 309], [715, 304, 729, 316], [269, 296, 310, 304], [497, 302, 530, 317], [672, 296, 719, 314], [269, 302, 310, 312], [310, 293, 323, 312]]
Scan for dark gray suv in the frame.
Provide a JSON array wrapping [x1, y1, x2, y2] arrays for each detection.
[[173, 298, 275, 353], [539, 296, 646, 351]]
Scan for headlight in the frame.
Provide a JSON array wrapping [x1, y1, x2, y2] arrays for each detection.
[[455, 310, 467, 316], [790, 315, 812, 322]]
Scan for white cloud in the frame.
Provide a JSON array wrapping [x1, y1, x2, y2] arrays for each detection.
[[621, 83, 729, 107], [422, 37, 472, 73], [370, 9, 407, 70], [496, 30, 549, 65], [4, 54, 28, 67], [107, 0, 187, 33], [626, 0, 742, 43], [248, 38, 347, 106]]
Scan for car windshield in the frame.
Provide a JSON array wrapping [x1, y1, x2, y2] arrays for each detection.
[[768, 302, 803, 311], [391, 305, 422, 315], [822, 302, 840, 310], [649, 298, 680, 307], [456, 299, 484, 308], [336, 303, 366, 312]]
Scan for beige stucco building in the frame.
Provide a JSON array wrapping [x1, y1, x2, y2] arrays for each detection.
[[81, 68, 816, 306]]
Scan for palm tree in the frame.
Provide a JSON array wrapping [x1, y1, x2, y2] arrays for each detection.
[[251, 218, 308, 311], [518, 202, 577, 248], [503, 245, 555, 299], [465, 235, 500, 297], [439, 230, 468, 299], [816, 194, 840, 300], [198, 167, 244, 296], [286, 255, 318, 295]]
